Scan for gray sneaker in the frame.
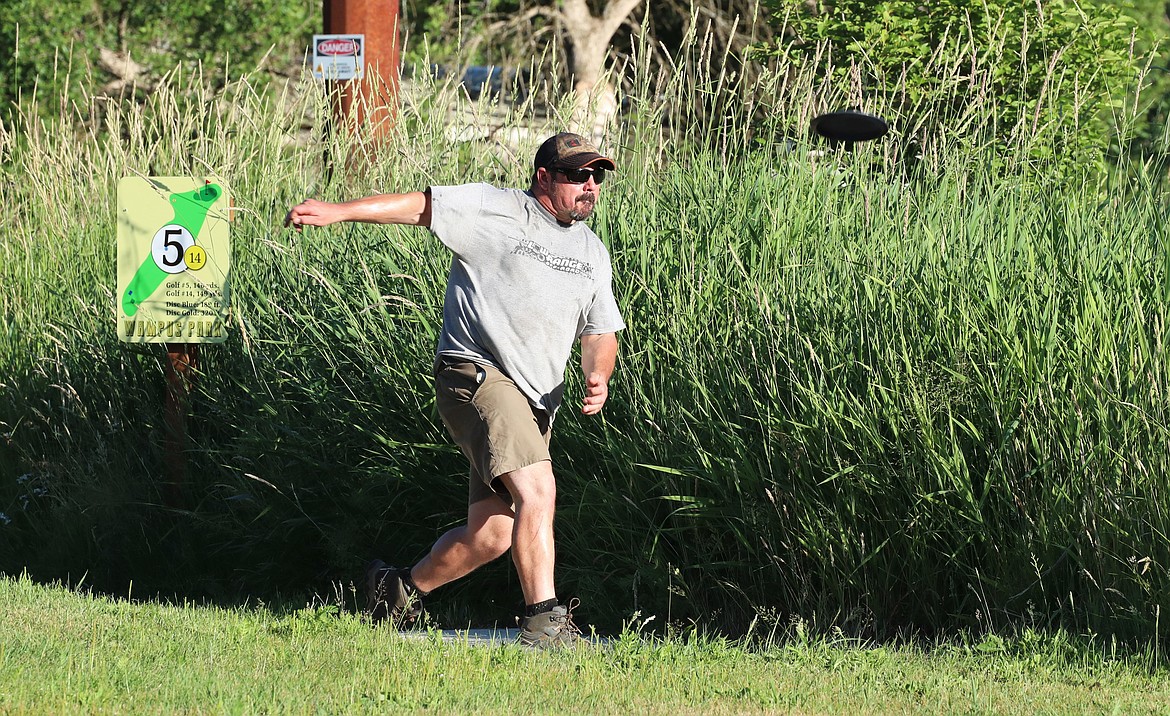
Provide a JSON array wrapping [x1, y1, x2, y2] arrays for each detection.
[[365, 559, 422, 627], [517, 601, 582, 649]]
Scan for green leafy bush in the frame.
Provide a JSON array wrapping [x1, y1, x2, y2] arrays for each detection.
[[1, 0, 314, 113], [760, 0, 1144, 167]]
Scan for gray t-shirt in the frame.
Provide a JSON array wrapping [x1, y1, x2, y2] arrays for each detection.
[[428, 183, 625, 415]]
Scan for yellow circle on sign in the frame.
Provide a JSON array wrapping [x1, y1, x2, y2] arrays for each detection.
[[184, 245, 207, 271]]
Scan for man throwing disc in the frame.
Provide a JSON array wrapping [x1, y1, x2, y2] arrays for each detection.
[[285, 133, 624, 648]]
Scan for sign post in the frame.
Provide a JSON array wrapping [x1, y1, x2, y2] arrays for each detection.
[[117, 177, 231, 505]]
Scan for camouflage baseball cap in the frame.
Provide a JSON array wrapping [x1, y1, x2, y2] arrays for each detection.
[[533, 132, 616, 172]]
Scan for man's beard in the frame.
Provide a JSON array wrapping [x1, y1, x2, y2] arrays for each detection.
[[569, 193, 596, 221]]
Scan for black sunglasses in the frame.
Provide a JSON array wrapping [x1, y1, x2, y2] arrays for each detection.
[[552, 166, 606, 184]]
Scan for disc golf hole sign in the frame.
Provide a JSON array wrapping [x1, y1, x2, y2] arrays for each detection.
[[117, 177, 231, 343]]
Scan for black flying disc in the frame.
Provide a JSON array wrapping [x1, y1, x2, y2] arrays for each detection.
[[810, 110, 889, 143]]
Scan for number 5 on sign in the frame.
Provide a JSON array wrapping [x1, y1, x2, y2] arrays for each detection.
[[117, 177, 231, 344], [153, 225, 196, 273]]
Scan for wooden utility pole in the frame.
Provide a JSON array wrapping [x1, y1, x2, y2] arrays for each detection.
[[323, 0, 400, 136]]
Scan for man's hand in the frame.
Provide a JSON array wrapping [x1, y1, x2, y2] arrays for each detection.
[[285, 199, 343, 230], [579, 333, 617, 416], [582, 372, 609, 415]]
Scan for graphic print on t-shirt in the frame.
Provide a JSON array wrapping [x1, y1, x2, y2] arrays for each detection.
[[511, 238, 594, 279]]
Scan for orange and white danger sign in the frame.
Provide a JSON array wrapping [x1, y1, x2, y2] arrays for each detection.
[[312, 34, 365, 81]]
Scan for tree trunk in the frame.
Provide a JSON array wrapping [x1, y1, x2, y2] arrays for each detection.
[[560, 0, 643, 141]]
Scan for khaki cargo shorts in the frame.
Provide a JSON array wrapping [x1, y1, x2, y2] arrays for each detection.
[[434, 357, 552, 507]]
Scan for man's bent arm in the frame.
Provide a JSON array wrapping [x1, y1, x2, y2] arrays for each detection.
[[580, 332, 618, 416], [285, 190, 432, 230]]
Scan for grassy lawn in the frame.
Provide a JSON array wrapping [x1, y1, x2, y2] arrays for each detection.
[[0, 575, 1165, 714]]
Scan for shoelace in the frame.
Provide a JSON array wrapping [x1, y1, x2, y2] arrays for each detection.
[[554, 598, 583, 637]]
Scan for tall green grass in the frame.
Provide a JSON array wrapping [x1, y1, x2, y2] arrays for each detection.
[[1, 28, 1168, 642]]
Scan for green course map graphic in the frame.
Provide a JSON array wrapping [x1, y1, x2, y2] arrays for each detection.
[[121, 183, 222, 317]]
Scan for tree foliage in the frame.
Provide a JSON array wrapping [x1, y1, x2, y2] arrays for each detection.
[[760, 0, 1147, 164], [1121, 0, 1170, 158], [397, 0, 778, 89], [1, 0, 314, 111]]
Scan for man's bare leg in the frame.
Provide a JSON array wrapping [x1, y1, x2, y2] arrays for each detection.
[[406, 460, 557, 605], [497, 461, 557, 605], [409, 496, 515, 594]]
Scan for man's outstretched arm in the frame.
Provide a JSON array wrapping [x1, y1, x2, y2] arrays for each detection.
[[285, 190, 432, 230], [580, 332, 618, 415]]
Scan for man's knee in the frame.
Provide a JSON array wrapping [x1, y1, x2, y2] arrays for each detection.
[[499, 461, 556, 513]]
